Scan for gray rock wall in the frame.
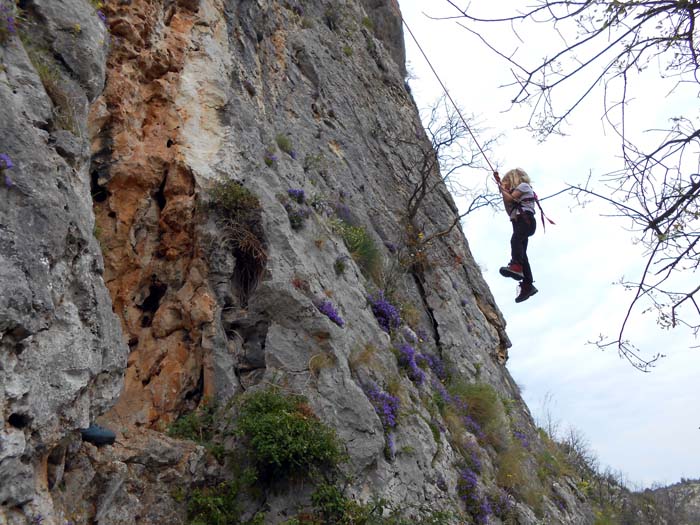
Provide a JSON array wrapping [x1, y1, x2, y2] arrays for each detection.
[[0, 0, 127, 519], [0, 1, 596, 524]]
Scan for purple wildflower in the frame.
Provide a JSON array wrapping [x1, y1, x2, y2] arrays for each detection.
[[315, 299, 345, 327], [364, 382, 399, 430], [4, 173, 12, 188], [396, 343, 425, 385], [431, 378, 451, 406], [263, 150, 277, 166], [488, 488, 514, 519], [384, 241, 398, 253], [332, 202, 354, 224], [285, 202, 310, 230], [289, 150, 297, 160], [97, 10, 107, 25], [287, 188, 305, 204], [460, 298, 468, 307], [367, 291, 401, 333], [0, 153, 13, 170], [458, 468, 491, 524], [514, 429, 530, 450], [416, 328, 429, 342], [416, 352, 447, 380]]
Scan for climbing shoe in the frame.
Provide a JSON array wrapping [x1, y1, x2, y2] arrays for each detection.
[[80, 423, 116, 446], [499, 262, 524, 281], [515, 283, 538, 303]]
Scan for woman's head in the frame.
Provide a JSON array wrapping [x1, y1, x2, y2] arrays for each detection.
[[502, 168, 531, 189]]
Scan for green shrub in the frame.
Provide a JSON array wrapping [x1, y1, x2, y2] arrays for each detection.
[[361, 16, 374, 30], [342, 45, 353, 57], [208, 180, 267, 301], [496, 443, 544, 515], [210, 180, 260, 222], [24, 45, 78, 133], [340, 224, 381, 282], [287, 483, 455, 525], [448, 381, 509, 450], [168, 399, 226, 460], [236, 389, 342, 479], [187, 481, 242, 525], [275, 133, 294, 155]]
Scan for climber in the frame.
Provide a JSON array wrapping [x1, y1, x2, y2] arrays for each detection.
[[495, 168, 538, 303]]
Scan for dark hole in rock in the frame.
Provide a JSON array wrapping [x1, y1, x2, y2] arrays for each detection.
[[138, 279, 167, 327], [8, 413, 31, 429], [90, 170, 109, 203], [154, 172, 167, 210], [166, 139, 174, 148]]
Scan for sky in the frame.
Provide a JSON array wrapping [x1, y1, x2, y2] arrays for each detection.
[[398, 0, 700, 488]]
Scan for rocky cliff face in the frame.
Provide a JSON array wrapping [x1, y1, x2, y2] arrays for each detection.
[[1, 1, 595, 524]]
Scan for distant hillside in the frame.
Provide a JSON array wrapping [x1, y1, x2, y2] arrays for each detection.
[[642, 478, 700, 525]]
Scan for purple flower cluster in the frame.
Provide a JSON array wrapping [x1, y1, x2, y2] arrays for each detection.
[[284, 202, 310, 230], [0, 153, 13, 170], [396, 343, 425, 385], [364, 382, 399, 430], [364, 382, 400, 462], [367, 291, 401, 333], [0, 1, 16, 38], [263, 150, 277, 167], [287, 188, 305, 203], [1, 153, 13, 188], [452, 397, 485, 440], [332, 201, 354, 224], [431, 378, 451, 407], [315, 299, 345, 327], [463, 440, 483, 474], [457, 468, 491, 525], [488, 488, 514, 519], [416, 352, 447, 380], [513, 429, 530, 450], [97, 10, 107, 25]]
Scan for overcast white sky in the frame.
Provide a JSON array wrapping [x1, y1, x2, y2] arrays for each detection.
[[398, 0, 700, 488]]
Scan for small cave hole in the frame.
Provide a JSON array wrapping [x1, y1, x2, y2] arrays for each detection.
[[166, 139, 174, 148], [154, 172, 167, 210], [8, 413, 31, 429], [138, 279, 167, 328], [91, 170, 109, 203]]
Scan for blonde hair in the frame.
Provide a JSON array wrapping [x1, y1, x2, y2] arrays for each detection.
[[502, 168, 531, 188]]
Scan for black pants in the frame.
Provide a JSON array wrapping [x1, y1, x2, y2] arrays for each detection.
[[511, 213, 536, 284]]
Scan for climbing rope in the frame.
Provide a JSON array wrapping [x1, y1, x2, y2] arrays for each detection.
[[401, 13, 556, 229], [401, 16, 497, 176]]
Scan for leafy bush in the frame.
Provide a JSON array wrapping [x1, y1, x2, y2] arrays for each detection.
[[276, 134, 295, 157], [186, 481, 242, 525], [168, 399, 225, 460], [236, 389, 342, 479], [24, 45, 78, 133], [209, 180, 267, 301], [448, 381, 509, 450], [340, 224, 381, 281], [285, 482, 454, 525]]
